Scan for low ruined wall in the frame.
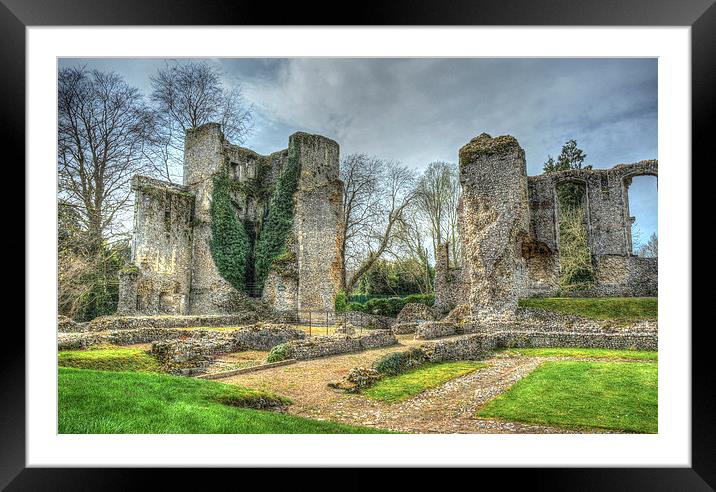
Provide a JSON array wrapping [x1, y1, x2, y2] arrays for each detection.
[[421, 330, 657, 363], [391, 322, 418, 335], [57, 324, 304, 351], [152, 339, 229, 375], [57, 315, 88, 333], [58, 328, 186, 350], [232, 324, 306, 350], [395, 303, 437, 324], [461, 308, 658, 335], [415, 321, 458, 340], [86, 313, 259, 332], [278, 330, 397, 360]]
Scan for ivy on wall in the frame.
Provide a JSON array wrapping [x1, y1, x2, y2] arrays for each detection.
[[209, 149, 301, 295], [209, 169, 250, 292], [253, 146, 301, 292]]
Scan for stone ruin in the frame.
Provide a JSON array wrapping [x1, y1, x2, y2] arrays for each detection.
[[117, 123, 344, 317], [116, 125, 655, 329], [435, 133, 658, 318]]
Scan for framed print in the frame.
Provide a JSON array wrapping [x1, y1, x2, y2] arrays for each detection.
[[6, 0, 712, 487]]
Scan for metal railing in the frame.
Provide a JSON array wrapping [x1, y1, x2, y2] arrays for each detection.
[[281, 309, 366, 337]]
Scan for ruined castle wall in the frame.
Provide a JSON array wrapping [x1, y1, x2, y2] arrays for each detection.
[[291, 132, 344, 314], [525, 160, 657, 297], [433, 242, 469, 313], [117, 176, 194, 315], [434, 144, 656, 306], [458, 133, 530, 320]]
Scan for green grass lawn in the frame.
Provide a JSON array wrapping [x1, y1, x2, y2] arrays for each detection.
[[477, 361, 657, 433], [59, 368, 387, 434], [363, 361, 487, 403], [518, 297, 657, 320], [58, 346, 162, 372], [499, 347, 657, 361]]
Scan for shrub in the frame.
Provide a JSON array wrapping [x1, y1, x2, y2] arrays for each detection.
[[345, 294, 435, 317], [266, 343, 292, 363], [335, 290, 348, 312], [373, 347, 428, 376]]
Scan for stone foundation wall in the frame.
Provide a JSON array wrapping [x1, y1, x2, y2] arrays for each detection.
[[57, 324, 305, 351], [277, 330, 397, 360], [395, 303, 438, 324], [415, 321, 458, 340], [421, 330, 657, 363], [391, 322, 418, 335], [86, 313, 259, 332]]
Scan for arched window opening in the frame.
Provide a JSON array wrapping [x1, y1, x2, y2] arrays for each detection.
[[556, 180, 594, 291], [624, 175, 657, 257]]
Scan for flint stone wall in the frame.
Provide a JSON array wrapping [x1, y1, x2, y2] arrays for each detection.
[[458, 133, 530, 320], [119, 124, 346, 317], [58, 315, 88, 333], [86, 313, 258, 332], [391, 322, 419, 335], [421, 330, 657, 363], [57, 324, 304, 351], [460, 308, 657, 335], [278, 330, 397, 360], [396, 303, 438, 324], [118, 176, 195, 315], [434, 154, 657, 304], [415, 321, 458, 340]]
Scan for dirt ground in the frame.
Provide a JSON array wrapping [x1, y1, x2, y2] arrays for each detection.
[[217, 335, 598, 434]]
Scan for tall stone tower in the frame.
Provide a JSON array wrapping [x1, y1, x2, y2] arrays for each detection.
[[458, 133, 530, 320], [118, 123, 345, 317]]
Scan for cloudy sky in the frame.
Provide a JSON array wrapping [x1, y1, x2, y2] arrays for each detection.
[[59, 57, 658, 247]]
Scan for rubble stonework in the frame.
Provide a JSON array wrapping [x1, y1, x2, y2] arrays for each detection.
[[414, 321, 458, 340], [434, 135, 657, 311], [57, 324, 305, 351], [118, 123, 345, 316], [421, 330, 657, 363], [458, 134, 530, 320], [269, 330, 397, 360]]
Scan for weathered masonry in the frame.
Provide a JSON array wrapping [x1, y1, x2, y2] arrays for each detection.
[[435, 133, 657, 315], [118, 123, 344, 316]]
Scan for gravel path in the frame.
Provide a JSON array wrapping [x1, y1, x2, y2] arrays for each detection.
[[217, 335, 611, 433]]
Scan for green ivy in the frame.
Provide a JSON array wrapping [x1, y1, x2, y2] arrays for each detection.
[[209, 169, 250, 292], [253, 145, 301, 291]]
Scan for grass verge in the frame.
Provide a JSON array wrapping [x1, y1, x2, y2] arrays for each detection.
[[363, 361, 487, 403], [498, 347, 657, 361], [518, 297, 657, 321], [477, 361, 657, 433], [59, 368, 387, 434], [58, 346, 162, 372]]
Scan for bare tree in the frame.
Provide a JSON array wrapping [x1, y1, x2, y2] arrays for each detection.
[[391, 205, 433, 293], [339, 154, 382, 287], [638, 233, 658, 258], [415, 161, 461, 264], [58, 66, 155, 250], [150, 60, 253, 181], [340, 155, 417, 292]]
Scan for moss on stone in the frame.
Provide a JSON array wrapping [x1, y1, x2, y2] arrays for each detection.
[[459, 133, 521, 163]]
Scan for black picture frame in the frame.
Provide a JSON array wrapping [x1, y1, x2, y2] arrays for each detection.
[[5, 0, 710, 488]]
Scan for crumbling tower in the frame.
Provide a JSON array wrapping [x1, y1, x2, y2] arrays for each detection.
[[458, 133, 530, 320], [118, 123, 345, 317]]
